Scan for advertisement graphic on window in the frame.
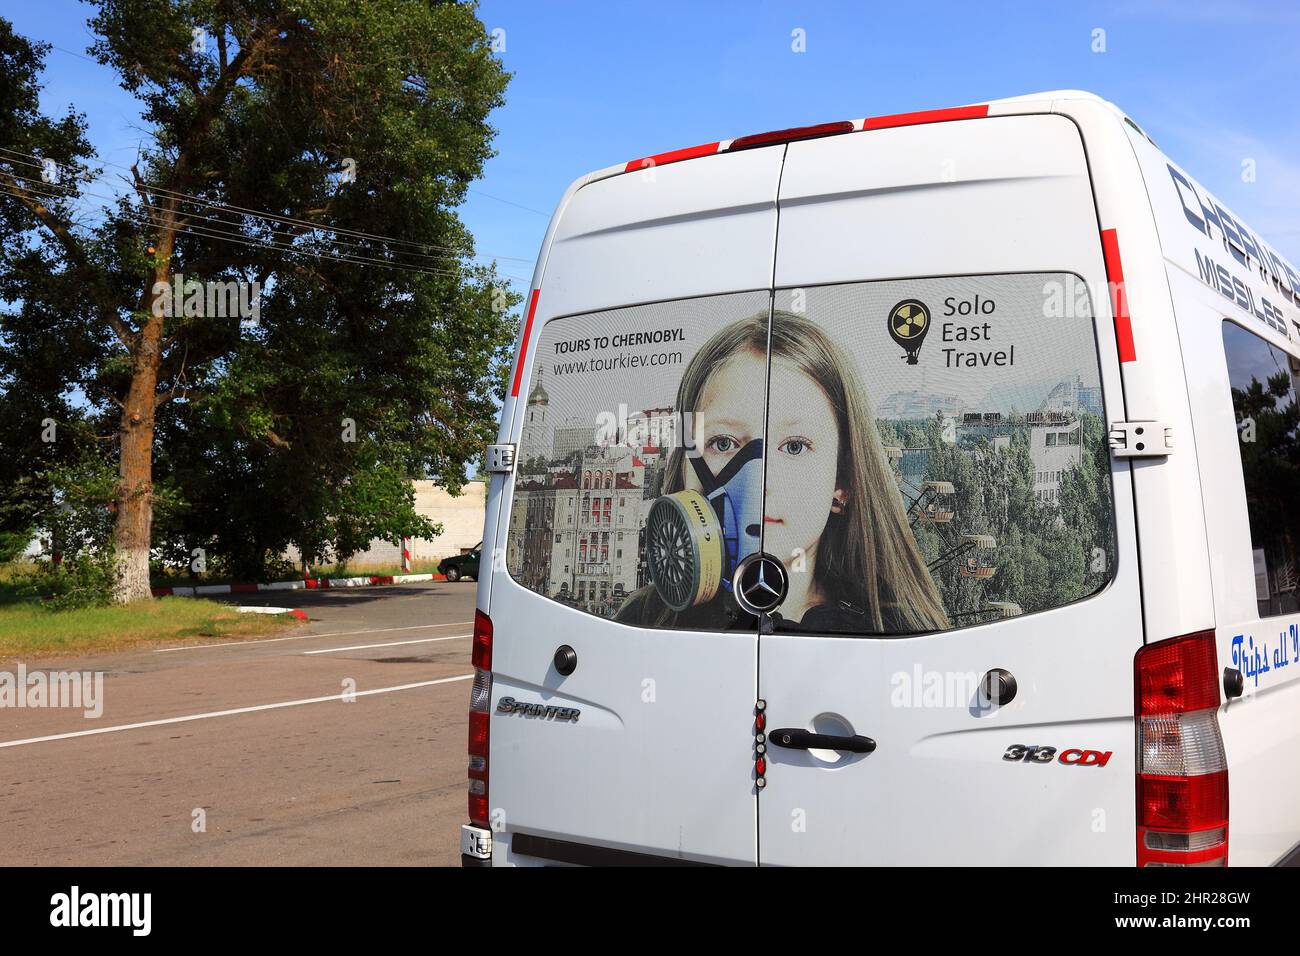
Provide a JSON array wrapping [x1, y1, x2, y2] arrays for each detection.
[[506, 291, 769, 632], [767, 275, 1114, 634], [507, 274, 1116, 635]]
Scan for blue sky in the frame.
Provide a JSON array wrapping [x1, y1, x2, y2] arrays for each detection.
[[6, 0, 1300, 300]]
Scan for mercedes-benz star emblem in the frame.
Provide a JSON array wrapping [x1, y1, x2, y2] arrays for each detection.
[[732, 553, 788, 616]]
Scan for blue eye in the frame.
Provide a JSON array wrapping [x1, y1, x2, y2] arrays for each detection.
[[780, 438, 810, 456], [708, 436, 738, 454]]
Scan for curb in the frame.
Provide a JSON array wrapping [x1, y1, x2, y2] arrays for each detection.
[[237, 606, 309, 621], [152, 571, 447, 598]]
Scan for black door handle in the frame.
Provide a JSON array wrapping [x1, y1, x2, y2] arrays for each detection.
[[769, 728, 876, 754]]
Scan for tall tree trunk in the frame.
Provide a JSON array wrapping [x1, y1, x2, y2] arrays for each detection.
[[112, 239, 171, 603]]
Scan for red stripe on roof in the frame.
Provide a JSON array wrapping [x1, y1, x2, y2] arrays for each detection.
[[623, 141, 720, 173], [1101, 228, 1137, 363], [860, 104, 989, 131], [619, 106, 985, 175], [511, 289, 541, 397]]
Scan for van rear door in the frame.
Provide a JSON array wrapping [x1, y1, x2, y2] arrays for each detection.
[[487, 147, 785, 865], [756, 113, 1145, 864]]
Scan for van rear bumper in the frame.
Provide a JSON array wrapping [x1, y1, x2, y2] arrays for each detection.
[[504, 832, 718, 867]]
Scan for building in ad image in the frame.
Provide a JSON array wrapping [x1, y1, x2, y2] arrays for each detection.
[[510, 439, 650, 615], [1027, 413, 1082, 504]]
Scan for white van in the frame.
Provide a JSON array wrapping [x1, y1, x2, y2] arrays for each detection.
[[461, 90, 1300, 867]]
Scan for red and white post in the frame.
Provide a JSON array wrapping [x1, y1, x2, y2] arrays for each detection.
[[401, 536, 412, 574]]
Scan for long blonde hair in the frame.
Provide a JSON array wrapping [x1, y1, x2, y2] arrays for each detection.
[[663, 309, 949, 631]]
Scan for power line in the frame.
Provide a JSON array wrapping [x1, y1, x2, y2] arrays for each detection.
[[0, 160, 522, 276], [1, 168, 530, 281], [1, 175, 462, 278], [46, 43, 99, 65], [468, 187, 551, 218], [0, 145, 536, 264], [0, 181, 487, 280], [0, 149, 528, 269]]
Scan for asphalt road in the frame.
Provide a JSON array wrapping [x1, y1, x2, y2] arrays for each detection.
[[0, 581, 478, 866]]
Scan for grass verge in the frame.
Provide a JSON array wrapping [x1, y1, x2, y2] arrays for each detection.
[[0, 597, 303, 659], [308, 558, 448, 578]]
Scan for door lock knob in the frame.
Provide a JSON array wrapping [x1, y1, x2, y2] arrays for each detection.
[[983, 668, 1017, 706]]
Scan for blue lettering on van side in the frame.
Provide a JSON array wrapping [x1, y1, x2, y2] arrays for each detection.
[[1231, 624, 1299, 689]]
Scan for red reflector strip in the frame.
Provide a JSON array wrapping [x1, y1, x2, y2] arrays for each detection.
[[621, 106, 987, 173], [1101, 228, 1137, 363], [510, 289, 541, 397], [623, 141, 720, 173], [472, 609, 493, 670], [728, 120, 854, 151], [859, 104, 989, 131]]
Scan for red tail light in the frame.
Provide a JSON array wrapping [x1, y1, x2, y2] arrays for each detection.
[[467, 610, 493, 827], [1135, 631, 1228, 866]]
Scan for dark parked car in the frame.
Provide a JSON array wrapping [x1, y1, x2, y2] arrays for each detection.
[[438, 543, 481, 582]]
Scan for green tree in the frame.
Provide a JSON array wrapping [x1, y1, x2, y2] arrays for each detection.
[[0, 2, 517, 600]]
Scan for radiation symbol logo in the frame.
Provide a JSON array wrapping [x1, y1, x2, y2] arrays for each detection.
[[888, 299, 931, 365]]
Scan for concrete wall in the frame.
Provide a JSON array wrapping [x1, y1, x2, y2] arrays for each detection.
[[290, 480, 487, 568], [408, 480, 487, 559]]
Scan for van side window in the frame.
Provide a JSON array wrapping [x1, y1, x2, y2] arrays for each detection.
[[1221, 321, 1300, 618]]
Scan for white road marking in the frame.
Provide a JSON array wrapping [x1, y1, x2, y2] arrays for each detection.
[[303, 634, 471, 655], [152, 620, 473, 653], [0, 674, 474, 749]]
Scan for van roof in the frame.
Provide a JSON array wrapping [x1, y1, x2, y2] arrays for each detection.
[[583, 90, 1136, 187]]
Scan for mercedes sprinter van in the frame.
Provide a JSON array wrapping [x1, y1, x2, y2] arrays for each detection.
[[461, 90, 1300, 867]]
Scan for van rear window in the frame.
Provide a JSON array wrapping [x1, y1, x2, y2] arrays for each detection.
[[506, 274, 1117, 635], [1222, 320, 1300, 618], [506, 291, 768, 632]]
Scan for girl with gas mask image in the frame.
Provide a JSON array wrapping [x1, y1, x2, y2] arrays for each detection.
[[616, 310, 949, 634]]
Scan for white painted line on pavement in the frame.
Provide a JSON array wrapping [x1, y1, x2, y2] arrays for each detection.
[[152, 620, 474, 653], [0, 674, 474, 749], [303, 634, 471, 655]]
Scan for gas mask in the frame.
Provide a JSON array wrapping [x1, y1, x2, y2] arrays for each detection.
[[645, 439, 763, 611]]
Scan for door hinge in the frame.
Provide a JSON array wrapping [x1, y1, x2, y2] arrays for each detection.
[[1108, 421, 1172, 458], [485, 443, 516, 474], [460, 823, 493, 860]]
